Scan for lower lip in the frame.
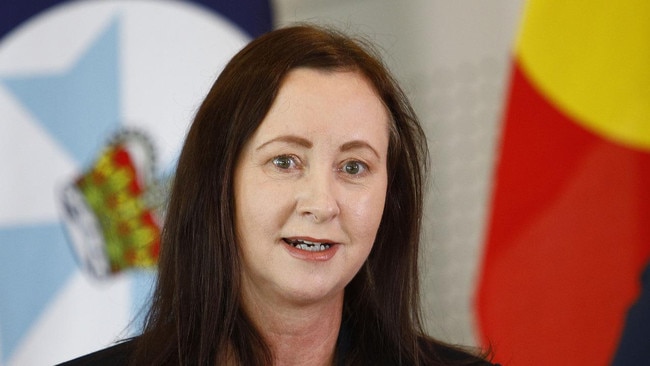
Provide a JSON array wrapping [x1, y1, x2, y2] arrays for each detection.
[[284, 242, 339, 261]]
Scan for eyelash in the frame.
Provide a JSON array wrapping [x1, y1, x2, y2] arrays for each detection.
[[271, 155, 300, 170], [338, 160, 369, 176], [270, 155, 369, 177]]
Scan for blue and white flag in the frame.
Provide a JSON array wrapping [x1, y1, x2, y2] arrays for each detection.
[[0, 1, 271, 364]]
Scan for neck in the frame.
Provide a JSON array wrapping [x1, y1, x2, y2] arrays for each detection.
[[241, 290, 344, 366]]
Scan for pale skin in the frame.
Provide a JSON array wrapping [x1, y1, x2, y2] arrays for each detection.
[[234, 68, 390, 365]]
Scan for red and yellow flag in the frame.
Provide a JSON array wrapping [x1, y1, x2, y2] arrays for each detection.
[[476, 1, 650, 365]]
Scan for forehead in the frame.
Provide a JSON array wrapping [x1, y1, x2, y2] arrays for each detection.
[[252, 68, 390, 142], [278, 67, 381, 102]]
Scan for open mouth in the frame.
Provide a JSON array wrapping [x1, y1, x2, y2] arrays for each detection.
[[283, 238, 332, 252]]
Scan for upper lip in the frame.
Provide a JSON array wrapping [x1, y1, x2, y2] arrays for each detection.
[[283, 236, 339, 245]]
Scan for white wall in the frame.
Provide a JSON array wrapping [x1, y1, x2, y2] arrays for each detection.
[[273, 0, 525, 346]]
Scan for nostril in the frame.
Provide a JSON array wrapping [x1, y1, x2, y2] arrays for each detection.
[[296, 178, 340, 222]]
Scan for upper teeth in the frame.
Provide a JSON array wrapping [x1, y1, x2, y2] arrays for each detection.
[[286, 239, 331, 252]]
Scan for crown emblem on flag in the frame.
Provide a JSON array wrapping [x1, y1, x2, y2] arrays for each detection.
[[59, 129, 168, 278]]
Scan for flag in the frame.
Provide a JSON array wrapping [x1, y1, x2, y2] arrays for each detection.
[[476, 1, 650, 365], [0, 1, 271, 364]]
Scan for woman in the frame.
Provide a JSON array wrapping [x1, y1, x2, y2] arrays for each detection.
[[60, 25, 494, 365]]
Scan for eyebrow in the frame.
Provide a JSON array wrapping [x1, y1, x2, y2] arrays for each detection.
[[340, 140, 381, 159], [256, 135, 313, 151], [256, 135, 381, 159]]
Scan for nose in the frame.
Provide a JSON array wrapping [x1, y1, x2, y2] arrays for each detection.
[[296, 170, 340, 223]]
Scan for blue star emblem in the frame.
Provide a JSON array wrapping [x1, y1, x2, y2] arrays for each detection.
[[0, 17, 121, 361]]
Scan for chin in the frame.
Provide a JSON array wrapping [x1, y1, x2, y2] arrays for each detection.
[[281, 282, 344, 306]]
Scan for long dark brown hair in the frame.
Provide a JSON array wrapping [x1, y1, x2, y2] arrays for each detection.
[[132, 24, 487, 365]]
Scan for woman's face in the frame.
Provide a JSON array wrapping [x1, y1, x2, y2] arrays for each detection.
[[234, 68, 389, 307]]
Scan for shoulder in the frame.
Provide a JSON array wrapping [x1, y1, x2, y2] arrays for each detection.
[[55, 339, 135, 366], [435, 345, 498, 365], [418, 337, 499, 366]]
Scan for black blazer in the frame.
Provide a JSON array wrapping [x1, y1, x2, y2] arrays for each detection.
[[56, 340, 134, 366]]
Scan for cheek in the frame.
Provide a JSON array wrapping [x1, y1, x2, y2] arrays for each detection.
[[235, 174, 291, 240], [347, 185, 387, 244]]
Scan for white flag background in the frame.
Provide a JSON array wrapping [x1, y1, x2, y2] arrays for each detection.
[[0, 1, 270, 364], [1, 1, 523, 365]]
